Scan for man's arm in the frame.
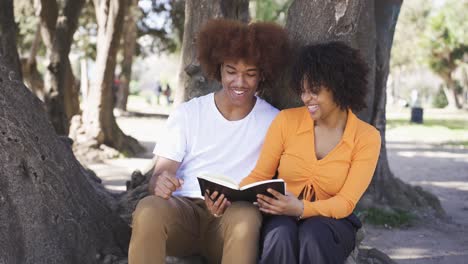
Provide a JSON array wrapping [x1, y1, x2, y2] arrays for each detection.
[[148, 156, 183, 198]]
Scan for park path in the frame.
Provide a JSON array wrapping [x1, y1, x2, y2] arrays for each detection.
[[86, 112, 468, 264]]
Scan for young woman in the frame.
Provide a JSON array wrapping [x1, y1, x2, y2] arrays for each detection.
[[240, 41, 381, 264]]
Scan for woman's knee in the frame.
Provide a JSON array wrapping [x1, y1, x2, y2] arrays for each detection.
[[262, 216, 298, 243], [298, 217, 334, 248]]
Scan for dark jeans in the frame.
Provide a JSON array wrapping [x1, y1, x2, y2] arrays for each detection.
[[259, 214, 361, 264]]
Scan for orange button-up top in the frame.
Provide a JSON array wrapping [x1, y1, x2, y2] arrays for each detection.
[[240, 107, 381, 219]]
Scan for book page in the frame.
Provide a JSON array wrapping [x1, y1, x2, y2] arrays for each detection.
[[197, 173, 239, 189], [240, 179, 285, 191]]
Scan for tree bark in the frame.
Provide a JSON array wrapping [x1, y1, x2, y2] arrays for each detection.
[[173, 0, 249, 105], [75, 0, 143, 157], [0, 62, 130, 264], [441, 73, 462, 109], [284, 0, 443, 215], [37, 0, 84, 135], [0, 0, 22, 78], [116, 0, 139, 112]]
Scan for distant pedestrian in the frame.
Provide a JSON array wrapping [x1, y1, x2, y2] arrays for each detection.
[[153, 81, 163, 105], [164, 84, 172, 105]]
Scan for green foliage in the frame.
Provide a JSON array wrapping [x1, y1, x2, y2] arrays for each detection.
[[358, 208, 416, 228], [424, 0, 467, 76], [441, 140, 468, 147], [137, 0, 184, 55], [390, 0, 432, 69], [251, 0, 292, 25], [14, 0, 44, 56], [74, 1, 98, 59], [432, 87, 449, 108]]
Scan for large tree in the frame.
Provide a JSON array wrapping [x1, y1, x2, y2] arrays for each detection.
[[36, 0, 85, 135], [0, 0, 22, 76], [71, 0, 143, 158], [174, 0, 249, 104], [0, 66, 131, 263], [0, 4, 131, 261]]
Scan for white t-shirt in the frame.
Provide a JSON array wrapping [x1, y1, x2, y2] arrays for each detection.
[[154, 93, 279, 198]]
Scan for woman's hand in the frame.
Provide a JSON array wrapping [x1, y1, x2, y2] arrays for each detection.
[[257, 189, 304, 217], [204, 190, 231, 218]]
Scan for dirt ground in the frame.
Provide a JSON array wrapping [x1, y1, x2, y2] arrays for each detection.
[[86, 111, 468, 264]]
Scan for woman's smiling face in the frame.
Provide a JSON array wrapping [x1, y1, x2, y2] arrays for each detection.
[[301, 78, 339, 120]]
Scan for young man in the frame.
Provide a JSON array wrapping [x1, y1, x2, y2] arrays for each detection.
[[128, 19, 289, 264]]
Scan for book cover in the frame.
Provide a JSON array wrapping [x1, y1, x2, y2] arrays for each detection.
[[197, 174, 285, 203]]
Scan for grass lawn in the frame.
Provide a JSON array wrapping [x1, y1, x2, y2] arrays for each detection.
[[386, 108, 468, 147]]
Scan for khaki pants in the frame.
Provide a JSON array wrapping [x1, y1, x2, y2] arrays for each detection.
[[128, 195, 262, 264]]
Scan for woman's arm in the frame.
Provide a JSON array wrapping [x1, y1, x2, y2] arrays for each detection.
[[240, 111, 286, 186], [303, 129, 381, 219]]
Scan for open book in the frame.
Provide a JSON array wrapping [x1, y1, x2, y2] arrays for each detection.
[[197, 173, 285, 203]]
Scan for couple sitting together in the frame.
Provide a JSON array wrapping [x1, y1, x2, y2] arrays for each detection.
[[128, 18, 381, 264]]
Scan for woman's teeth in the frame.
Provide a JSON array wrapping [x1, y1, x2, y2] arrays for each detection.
[[234, 90, 245, 95]]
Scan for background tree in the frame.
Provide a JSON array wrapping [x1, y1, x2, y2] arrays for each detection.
[[423, 0, 467, 109], [71, 0, 143, 159], [0, 0, 22, 76], [36, 0, 85, 135], [115, 0, 140, 111], [174, 0, 249, 104], [14, 0, 45, 100]]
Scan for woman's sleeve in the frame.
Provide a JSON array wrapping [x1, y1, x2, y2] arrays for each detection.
[[240, 111, 286, 187], [303, 128, 381, 219]]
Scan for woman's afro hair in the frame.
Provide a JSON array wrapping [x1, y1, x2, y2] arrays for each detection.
[[197, 19, 290, 86], [291, 41, 369, 112]]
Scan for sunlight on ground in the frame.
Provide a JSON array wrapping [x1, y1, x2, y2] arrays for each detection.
[[389, 247, 432, 259], [412, 181, 468, 191], [87, 158, 154, 192], [396, 150, 468, 160], [387, 125, 468, 144], [388, 247, 465, 260]]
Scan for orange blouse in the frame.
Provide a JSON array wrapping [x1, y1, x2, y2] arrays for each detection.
[[240, 107, 381, 219]]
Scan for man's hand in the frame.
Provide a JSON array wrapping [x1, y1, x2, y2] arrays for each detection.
[[149, 156, 181, 198], [154, 171, 184, 199], [256, 190, 303, 217], [204, 190, 231, 217]]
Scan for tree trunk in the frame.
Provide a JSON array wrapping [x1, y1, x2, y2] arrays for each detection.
[[441, 73, 462, 109], [37, 0, 84, 135], [21, 23, 46, 101], [0, 0, 22, 78], [173, 0, 249, 105], [75, 0, 143, 158], [0, 47, 130, 264], [80, 58, 90, 110], [283, 0, 443, 215], [116, 0, 139, 112]]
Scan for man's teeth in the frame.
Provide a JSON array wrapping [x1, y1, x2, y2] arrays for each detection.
[[234, 90, 245, 95], [308, 105, 318, 111]]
